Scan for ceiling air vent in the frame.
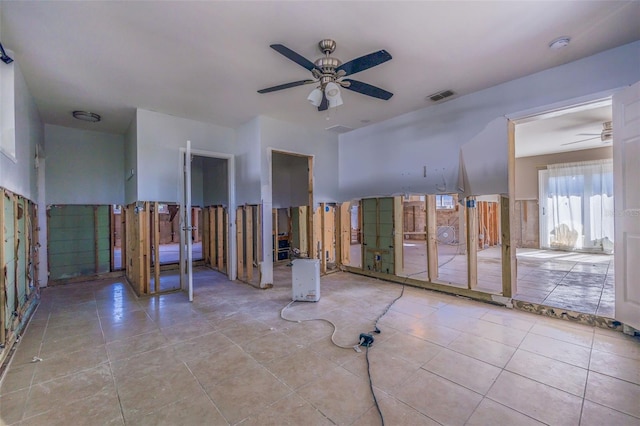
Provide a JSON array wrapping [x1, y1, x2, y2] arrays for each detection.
[[325, 125, 354, 133], [428, 89, 455, 102]]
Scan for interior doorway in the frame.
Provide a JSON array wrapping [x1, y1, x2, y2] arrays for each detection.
[[513, 99, 614, 317]]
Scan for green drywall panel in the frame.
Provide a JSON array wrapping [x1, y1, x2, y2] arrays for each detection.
[[360, 197, 396, 275], [291, 207, 300, 249], [48, 205, 110, 280], [3, 197, 15, 327], [16, 201, 26, 308]]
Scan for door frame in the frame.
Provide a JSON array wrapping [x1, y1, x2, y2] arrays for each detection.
[[178, 146, 236, 294]]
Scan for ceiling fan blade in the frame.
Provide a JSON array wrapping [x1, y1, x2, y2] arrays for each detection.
[[318, 91, 329, 111], [561, 136, 601, 146], [257, 80, 315, 94], [342, 79, 393, 100], [336, 50, 392, 76], [270, 44, 317, 71]]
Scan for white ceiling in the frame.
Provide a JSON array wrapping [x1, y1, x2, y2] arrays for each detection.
[[515, 103, 613, 158], [1, 1, 639, 135]]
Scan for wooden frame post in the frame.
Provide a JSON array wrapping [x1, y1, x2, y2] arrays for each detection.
[[0, 189, 6, 345], [466, 197, 478, 289], [236, 206, 244, 280], [217, 207, 224, 271], [245, 205, 253, 282], [426, 194, 439, 281], [153, 202, 160, 294], [501, 195, 516, 297]]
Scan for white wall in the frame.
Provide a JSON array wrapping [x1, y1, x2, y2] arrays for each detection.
[[135, 109, 235, 202], [272, 151, 309, 208], [339, 41, 640, 201], [203, 157, 228, 206], [124, 111, 138, 205], [45, 125, 124, 205], [0, 62, 42, 201], [260, 116, 339, 205], [191, 155, 204, 207], [235, 117, 261, 205]]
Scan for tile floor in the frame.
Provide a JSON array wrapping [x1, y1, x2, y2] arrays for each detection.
[[1, 266, 638, 425], [351, 243, 615, 317]]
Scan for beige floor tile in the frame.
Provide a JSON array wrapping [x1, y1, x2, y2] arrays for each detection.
[[308, 334, 363, 366], [0, 388, 29, 424], [117, 363, 203, 420], [171, 331, 235, 364], [406, 321, 462, 347], [422, 349, 501, 394], [297, 366, 374, 425], [585, 371, 640, 418], [529, 322, 594, 348], [0, 363, 35, 395], [240, 393, 332, 426], [351, 390, 441, 426], [206, 366, 291, 424], [395, 369, 482, 425], [159, 318, 216, 344], [390, 298, 438, 319], [487, 371, 583, 425], [38, 329, 105, 358], [240, 331, 299, 364], [25, 364, 115, 418], [219, 320, 276, 344], [505, 349, 588, 396], [466, 398, 545, 426], [580, 400, 640, 426], [280, 318, 333, 346], [447, 333, 517, 368], [343, 348, 422, 395], [32, 345, 109, 384], [19, 387, 123, 426], [519, 333, 591, 368], [374, 332, 443, 366], [469, 320, 528, 347], [130, 388, 227, 426], [592, 333, 640, 360], [266, 348, 339, 390], [186, 344, 262, 388], [110, 345, 181, 385], [106, 329, 170, 361], [42, 320, 103, 343], [479, 310, 536, 332], [590, 349, 640, 385]]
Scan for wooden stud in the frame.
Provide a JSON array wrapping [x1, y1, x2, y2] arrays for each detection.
[[320, 203, 326, 274], [307, 157, 314, 261], [93, 206, 99, 273], [236, 206, 244, 280], [466, 197, 478, 289], [153, 202, 160, 294], [0, 189, 6, 345], [298, 206, 308, 257], [426, 194, 439, 281], [109, 206, 115, 271], [338, 203, 351, 266], [245, 205, 253, 282], [121, 205, 126, 274], [224, 208, 229, 276], [505, 119, 517, 297], [255, 205, 262, 264], [13, 195, 19, 313], [217, 207, 224, 271], [393, 197, 404, 275], [143, 204, 151, 295], [272, 208, 278, 263]]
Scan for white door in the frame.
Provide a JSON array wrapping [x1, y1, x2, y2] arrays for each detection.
[[179, 141, 194, 301], [613, 81, 640, 330]]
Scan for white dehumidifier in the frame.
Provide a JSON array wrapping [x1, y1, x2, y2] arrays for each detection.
[[291, 259, 320, 302]]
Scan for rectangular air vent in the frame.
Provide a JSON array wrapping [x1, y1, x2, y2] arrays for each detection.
[[428, 89, 455, 102], [325, 125, 354, 133]]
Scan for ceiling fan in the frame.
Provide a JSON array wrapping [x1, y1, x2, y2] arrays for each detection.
[[561, 121, 613, 146], [257, 39, 393, 111]]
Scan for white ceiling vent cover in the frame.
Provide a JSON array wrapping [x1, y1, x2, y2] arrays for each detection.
[[325, 125, 354, 133]]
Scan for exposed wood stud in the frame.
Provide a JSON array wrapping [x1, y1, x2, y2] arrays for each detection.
[[466, 197, 478, 289], [236, 206, 244, 280], [217, 207, 224, 271], [245, 205, 253, 282], [153, 202, 160, 294], [426, 194, 438, 281], [0, 189, 6, 345]]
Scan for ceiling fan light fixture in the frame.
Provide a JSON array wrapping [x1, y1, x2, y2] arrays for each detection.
[[325, 82, 341, 99], [72, 110, 101, 122], [307, 88, 323, 107]]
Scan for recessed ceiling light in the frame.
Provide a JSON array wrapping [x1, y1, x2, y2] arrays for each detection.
[[72, 111, 101, 122], [549, 37, 571, 50]]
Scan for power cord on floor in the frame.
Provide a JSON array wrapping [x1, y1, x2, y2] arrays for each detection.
[[281, 270, 425, 426]]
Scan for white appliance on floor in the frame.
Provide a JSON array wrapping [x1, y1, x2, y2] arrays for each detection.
[[291, 259, 320, 302]]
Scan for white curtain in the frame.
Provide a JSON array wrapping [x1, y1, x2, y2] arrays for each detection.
[[544, 159, 614, 253]]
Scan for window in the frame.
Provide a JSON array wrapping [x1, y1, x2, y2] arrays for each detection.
[[436, 194, 455, 209], [0, 58, 16, 160]]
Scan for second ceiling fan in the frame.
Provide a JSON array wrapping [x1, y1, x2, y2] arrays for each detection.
[[258, 39, 393, 111]]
